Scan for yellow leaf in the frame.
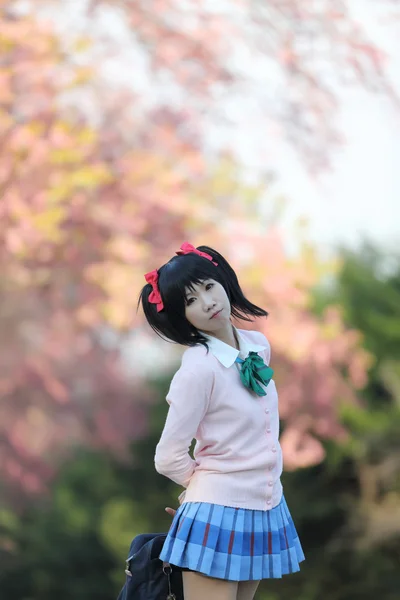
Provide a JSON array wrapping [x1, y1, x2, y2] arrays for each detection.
[[69, 165, 113, 188], [32, 206, 66, 240], [77, 127, 96, 145], [47, 183, 72, 203], [27, 121, 45, 136], [69, 66, 94, 87], [73, 37, 93, 53], [50, 148, 84, 165]]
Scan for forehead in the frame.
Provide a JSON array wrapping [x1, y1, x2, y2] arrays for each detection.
[[185, 278, 214, 294]]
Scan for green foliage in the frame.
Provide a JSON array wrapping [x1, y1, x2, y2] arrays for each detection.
[[292, 242, 400, 600], [1, 245, 400, 599], [0, 384, 179, 600]]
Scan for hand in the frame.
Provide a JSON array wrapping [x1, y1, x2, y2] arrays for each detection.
[[165, 507, 177, 518], [165, 489, 185, 518]]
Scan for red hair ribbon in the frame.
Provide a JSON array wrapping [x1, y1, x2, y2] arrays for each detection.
[[176, 242, 218, 266], [144, 269, 164, 312]]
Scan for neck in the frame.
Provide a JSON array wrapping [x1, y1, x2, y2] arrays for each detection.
[[206, 323, 239, 350]]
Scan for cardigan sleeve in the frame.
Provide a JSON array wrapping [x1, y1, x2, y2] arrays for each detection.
[[154, 364, 213, 487]]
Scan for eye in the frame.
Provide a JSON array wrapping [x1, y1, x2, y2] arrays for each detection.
[[205, 283, 214, 291], [186, 297, 196, 306]]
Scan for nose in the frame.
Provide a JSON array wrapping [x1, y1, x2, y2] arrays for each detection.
[[202, 297, 216, 312]]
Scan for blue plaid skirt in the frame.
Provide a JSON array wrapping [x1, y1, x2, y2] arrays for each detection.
[[159, 495, 305, 581]]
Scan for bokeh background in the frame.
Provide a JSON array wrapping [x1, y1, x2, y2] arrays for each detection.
[[0, 1, 399, 599]]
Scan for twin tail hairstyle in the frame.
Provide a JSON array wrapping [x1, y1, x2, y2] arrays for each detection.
[[138, 243, 268, 348]]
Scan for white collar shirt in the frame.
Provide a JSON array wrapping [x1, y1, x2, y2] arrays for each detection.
[[200, 327, 268, 368]]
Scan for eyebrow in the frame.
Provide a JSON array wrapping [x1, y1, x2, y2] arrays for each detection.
[[184, 280, 209, 299], [185, 288, 197, 299]]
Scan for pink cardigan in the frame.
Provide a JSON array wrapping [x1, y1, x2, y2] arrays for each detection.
[[154, 329, 283, 510]]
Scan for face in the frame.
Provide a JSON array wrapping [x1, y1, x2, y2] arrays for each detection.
[[184, 279, 231, 334]]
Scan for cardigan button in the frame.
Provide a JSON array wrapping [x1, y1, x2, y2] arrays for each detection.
[[267, 428, 271, 433], [265, 408, 269, 414], [272, 446, 277, 452], [267, 499, 272, 506], [268, 481, 273, 487]]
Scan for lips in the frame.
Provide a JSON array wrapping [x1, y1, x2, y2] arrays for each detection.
[[210, 309, 222, 319]]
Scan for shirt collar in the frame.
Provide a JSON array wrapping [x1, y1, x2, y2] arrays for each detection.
[[201, 328, 267, 368]]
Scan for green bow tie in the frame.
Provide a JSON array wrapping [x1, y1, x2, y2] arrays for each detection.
[[235, 351, 274, 397]]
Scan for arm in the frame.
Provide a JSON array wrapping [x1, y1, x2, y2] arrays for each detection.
[[154, 365, 212, 487]]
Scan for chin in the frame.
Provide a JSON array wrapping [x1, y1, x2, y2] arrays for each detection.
[[208, 315, 228, 328]]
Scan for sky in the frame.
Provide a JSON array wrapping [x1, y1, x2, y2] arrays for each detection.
[[267, 5, 400, 255], [261, 86, 399, 255], [39, 0, 400, 257], [200, 1, 400, 255]]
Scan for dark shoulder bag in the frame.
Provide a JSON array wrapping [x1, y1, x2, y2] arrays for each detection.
[[116, 533, 184, 600]]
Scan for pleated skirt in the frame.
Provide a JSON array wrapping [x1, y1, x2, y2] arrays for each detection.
[[159, 495, 305, 581]]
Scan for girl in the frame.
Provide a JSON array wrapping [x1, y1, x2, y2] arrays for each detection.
[[138, 242, 304, 600]]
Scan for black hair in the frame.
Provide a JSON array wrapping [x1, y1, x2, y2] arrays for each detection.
[[138, 245, 268, 348]]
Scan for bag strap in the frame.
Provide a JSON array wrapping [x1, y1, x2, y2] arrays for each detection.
[[163, 563, 176, 600], [125, 558, 176, 600]]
